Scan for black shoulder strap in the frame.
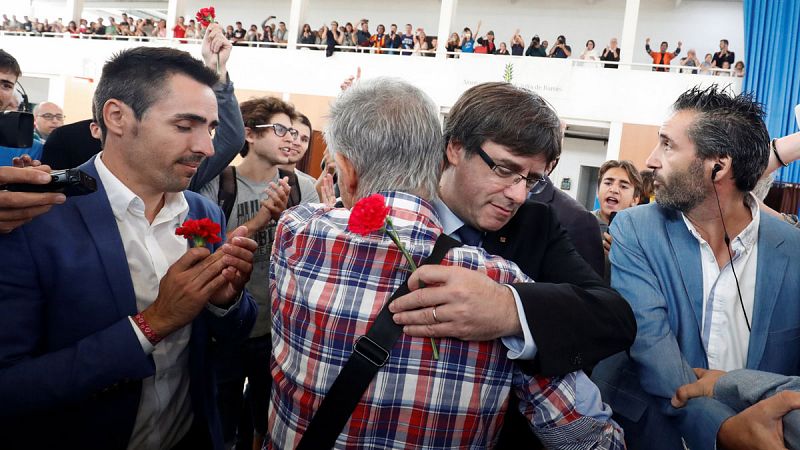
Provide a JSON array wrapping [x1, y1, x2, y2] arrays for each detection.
[[278, 168, 302, 208], [297, 233, 462, 450], [217, 165, 237, 222]]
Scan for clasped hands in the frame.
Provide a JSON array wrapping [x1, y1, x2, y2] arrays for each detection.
[[143, 225, 257, 338], [389, 265, 522, 341]]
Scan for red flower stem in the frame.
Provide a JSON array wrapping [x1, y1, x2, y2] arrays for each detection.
[[386, 217, 439, 360]]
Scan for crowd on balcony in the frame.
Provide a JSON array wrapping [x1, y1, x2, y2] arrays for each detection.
[[2, 12, 744, 74]]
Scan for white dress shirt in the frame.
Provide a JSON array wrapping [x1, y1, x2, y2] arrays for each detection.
[[682, 193, 759, 371], [95, 155, 194, 450]]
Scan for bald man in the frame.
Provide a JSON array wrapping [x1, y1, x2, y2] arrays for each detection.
[[33, 102, 64, 142]]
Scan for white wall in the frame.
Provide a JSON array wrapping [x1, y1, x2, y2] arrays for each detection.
[[551, 137, 608, 201]]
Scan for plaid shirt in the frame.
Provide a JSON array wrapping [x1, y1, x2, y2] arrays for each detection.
[[269, 192, 625, 449]]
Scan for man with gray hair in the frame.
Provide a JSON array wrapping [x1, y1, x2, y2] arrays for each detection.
[[269, 77, 624, 449]]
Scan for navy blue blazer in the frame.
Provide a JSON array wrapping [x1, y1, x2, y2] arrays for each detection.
[[592, 202, 800, 450], [0, 157, 257, 449]]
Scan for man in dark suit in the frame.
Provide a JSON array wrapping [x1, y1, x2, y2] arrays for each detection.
[[389, 82, 634, 447], [0, 47, 257, 449], [530, 173, 605, 277], [391, 82, 634, 376]]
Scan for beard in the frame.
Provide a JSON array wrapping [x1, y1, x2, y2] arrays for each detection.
[[654, 158, 708, 212]]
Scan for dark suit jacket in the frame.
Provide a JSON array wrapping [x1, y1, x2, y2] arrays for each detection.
[[0, 157, 257, 450], [488, 201, 635, 450], [484, 200, 635, 376], [529, 177, 604, 276]]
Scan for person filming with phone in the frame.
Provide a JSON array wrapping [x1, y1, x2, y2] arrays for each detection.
[[0, 49, 65, 231]]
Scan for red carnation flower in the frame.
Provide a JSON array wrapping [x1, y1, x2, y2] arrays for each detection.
[[348, 194, 390, 235], [195, 6, 216, 27], [347, 193, 440, 359], [176, 217, 222, 248]]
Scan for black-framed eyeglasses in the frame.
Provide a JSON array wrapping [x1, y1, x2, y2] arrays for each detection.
[[254, 123, 298, 139], [37, 113, 65, 121], [474, 146, 546, 193]]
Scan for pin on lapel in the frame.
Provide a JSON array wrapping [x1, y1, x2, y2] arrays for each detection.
[[499, 236, 507, 243]]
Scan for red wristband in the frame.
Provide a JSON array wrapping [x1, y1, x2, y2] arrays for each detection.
[[132, 312, 163, 345]]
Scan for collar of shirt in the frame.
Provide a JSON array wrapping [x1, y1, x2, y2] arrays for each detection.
[[432, 197, 464, 237], [681, 192, 761, 256], [95, 152, 189, 225]]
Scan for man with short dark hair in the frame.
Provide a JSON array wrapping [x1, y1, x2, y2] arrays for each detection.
[[274, 21, 288, 43], [400, 23, 414, 55], [477, 30, 497, 54], [356, 19, 370, 48], [0, 46, 258, 450], [592, 86, 800, 450], [712, 39, 735, 69], [593, 159, 642, 279], [199, 95, 307, 450], [387, 81, 636, 447], [645, 37, 682, 71], [232, 21, 246, 45]]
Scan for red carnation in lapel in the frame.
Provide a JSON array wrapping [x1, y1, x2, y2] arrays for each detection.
[[348, 193, 390, 235], [348, 193, 440, 360], [176, 217, 222, 248]]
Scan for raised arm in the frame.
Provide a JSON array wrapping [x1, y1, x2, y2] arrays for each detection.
[[189, 23, 245, 192]]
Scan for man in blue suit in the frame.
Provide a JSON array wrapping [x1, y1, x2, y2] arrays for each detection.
[[592, 85, 800, 450], [0, 47, 258, 450]]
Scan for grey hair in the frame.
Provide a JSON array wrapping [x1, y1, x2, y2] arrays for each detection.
[[324, 77, 443, 201]]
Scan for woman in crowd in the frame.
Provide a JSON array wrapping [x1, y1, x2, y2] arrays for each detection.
[[299, 23, 316, 46], [510, 29, 525, 56], [446, 32, 461, 56], [155, 19, 166, 38], [184, 19, 198, 40], [66, 20, 79, 37], [679, 49, 701, 74], [580, 39, 599, 62], [225, 24, 235, 40], [460, 22, 480, 54], [548, 34, 572, 58], [699, 53, 714, 74], [733, 60, 745, 77], [260, 23, 274, 43], [414, 28, 430, 56], [496, 42, 510, 55], [338, 22, 358, 49], [600, 38, 620, 68]]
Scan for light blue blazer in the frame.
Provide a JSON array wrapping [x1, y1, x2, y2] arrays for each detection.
[[592, 202, 800, 450]]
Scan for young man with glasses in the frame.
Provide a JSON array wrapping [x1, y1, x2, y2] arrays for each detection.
[[32, 102, 65, 143], [198, 96, 314, 450], [388, 81, 636, 447]]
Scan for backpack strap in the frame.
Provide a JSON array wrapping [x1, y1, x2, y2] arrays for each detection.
[[217, 165, 238, 222], [296, 233, 463, 450], [278, 168, 302, 208]]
